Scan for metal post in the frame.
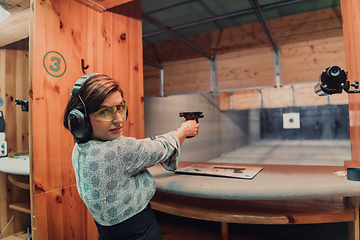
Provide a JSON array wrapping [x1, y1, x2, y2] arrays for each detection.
[[210, 57, 218, 93], [272, 46, 282, 88], [159, 64, 165, 97]]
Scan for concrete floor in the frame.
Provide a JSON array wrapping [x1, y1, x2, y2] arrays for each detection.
[[209, 140, 351, 166]]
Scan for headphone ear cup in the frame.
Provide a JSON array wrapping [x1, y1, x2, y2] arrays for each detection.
[[68, 109, 92, 140]]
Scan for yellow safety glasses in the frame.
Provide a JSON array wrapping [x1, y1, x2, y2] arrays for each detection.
[[93, 101, 127, 121]]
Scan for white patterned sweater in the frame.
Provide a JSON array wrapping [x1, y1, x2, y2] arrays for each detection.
[[72, 132, 180, 226]]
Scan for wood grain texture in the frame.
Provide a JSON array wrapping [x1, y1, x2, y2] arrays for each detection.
[[143, 64, 160, 96], [224, 89, 261, 110], [151, 191, 355, 225], [293, 84, 329, 107], [261, 86, 293, 109], [30, 0, 143, 239], [216, 48, 274, 91], [164, 57, 210, 95], [143, 7, 346, 98], [341, 0, 360, 166], [218, 92, 231, 110], [0, 39, 30, 154], [0, 1, 30, 48]]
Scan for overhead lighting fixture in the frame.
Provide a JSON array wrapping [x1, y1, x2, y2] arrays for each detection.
[[0, 4, 10, 22]]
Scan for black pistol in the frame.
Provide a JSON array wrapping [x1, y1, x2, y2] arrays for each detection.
[[179, 112, 204, 138]]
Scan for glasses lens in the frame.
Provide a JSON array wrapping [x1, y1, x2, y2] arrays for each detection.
[[93, 102, 127, 121], [93, 106, 117, 121], [117, 102, 127, 119]]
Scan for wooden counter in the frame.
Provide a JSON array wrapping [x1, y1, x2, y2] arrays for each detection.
[[149, 162, 360, 240]]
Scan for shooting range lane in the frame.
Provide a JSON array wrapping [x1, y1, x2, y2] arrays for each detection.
[[149, 161, 360, 200]]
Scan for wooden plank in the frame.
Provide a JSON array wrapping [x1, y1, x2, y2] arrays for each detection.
[[144, 32, 211, 63], [164, 57, 210, 95], [281, 37, 346, 85], [122, 0, 144, 138], [219, 92, 231, 110], [221, 222, 228, 240], [2, 231, 29, 240], [8, 175, 29, 190], [143, 7, 346, 91], [143, 64, 160, 96], [15, 42, 30, 153], [30, 0, 143, 239], [5, 49, 17, 153], [0, 40, 29, 155], [211, 7, 342, 53], [232, 89, 261, 110], [340, 0, 360, 166], [151, 193, 290, 225], [329, 91, 349, 105], [0, 0, 30, 48], [217, 48, 274, 90], [0, 172, 10, 237], [9, 202, 31, 214], [261, 86, 293, 109], [345, 197, 360, 240], [151, 191, 355, 225], [293, 84, 329, 107]]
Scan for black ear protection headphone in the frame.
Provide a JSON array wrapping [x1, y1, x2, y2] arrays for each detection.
[[68, 73, 129, 143], [68, 72, 99, 142]]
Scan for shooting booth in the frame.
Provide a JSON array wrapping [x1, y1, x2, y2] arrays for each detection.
[[143, 0, 360, 240], [0, 0, 360, 240], [0, 0, 144, 239]]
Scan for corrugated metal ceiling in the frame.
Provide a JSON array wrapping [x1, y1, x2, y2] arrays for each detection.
[[142, 0, 340, 45]]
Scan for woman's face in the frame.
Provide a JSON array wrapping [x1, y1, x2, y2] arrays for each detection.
[[89, 91, 125, 141]]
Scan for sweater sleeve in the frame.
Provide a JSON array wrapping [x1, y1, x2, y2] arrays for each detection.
[[121, 132, 180, 176]]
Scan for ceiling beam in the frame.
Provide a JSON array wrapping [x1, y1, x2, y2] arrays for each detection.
[[251, 0, 278, 53], [142, 13, 214, 61], [143, 0, 309, 39], [143, 60, 163, 69]]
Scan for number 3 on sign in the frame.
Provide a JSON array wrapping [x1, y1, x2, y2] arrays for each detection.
[[43, 51, 67, 77]]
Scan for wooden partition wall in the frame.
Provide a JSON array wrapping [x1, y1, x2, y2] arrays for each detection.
[[143, 7, 345, 108], [0, 39, 30, 154], [30, 0, 143, 239], [0, 39, 30, 238], [341, 0, 360, 167]]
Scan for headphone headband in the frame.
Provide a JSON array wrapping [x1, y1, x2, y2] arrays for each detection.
[[68, 72, 100, 142], [71, 72, 100, 97]]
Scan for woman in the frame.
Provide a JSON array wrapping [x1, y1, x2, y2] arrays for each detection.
[[63, 73, 199, 240]]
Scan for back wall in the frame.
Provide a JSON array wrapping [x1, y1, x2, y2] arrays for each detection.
[[144, 93, 260, 162]]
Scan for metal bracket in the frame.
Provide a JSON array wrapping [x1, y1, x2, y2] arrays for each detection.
[[210, 57, 218, 93], [143, 13, 215, 61], [159, 64, 165, 97], [272, 46, 282, 88], [81, 59, 89, 73], [251, 0, 278, 53]]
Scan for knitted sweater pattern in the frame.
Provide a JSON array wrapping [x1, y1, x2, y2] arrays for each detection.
[[72, 132, 180, 226]]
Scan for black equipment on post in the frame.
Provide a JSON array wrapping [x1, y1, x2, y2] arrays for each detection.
[[68, 72, 99, 142], [314, 66, 360, 96]]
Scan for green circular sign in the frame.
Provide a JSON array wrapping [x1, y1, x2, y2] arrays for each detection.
[[43, 51, 67, 77]]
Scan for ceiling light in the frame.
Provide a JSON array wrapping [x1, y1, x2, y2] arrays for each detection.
[[0, 4, 10, 23]]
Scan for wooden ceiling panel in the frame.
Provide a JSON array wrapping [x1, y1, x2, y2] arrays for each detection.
[[0, 0, 30, 48]]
